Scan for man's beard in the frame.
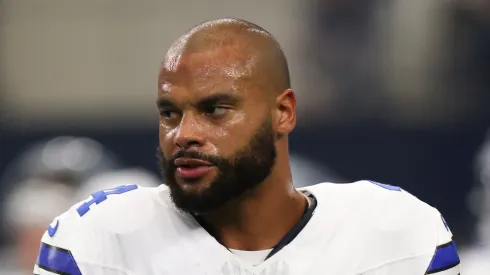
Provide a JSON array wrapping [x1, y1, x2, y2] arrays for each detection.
[[156, 120, 276, 214]]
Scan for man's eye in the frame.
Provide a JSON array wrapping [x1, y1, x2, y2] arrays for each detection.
[[205, 107, 228, 117], [160, 111, 179, 119]]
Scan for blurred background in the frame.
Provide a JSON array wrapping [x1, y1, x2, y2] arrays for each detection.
[[1, 0, 489, 274]]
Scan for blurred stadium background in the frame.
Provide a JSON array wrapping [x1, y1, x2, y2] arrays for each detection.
[[1, 0, 489, 274]]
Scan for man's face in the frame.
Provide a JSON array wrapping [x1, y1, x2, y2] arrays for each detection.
[[157, 50, 277, 214]]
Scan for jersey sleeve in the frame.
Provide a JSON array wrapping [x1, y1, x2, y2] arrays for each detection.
[[32, 206, 132, 275], [361, 209, 461, 275], [423, 211, 460, 275]]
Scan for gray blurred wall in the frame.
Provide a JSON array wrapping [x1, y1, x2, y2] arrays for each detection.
[[0, 0, 306, 130]]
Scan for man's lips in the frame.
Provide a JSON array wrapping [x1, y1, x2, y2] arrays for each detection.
[[174, 158, 213, 167], [174, 158, 215, 179]]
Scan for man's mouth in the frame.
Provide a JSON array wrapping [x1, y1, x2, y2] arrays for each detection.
[[174, 158, 215, 179]]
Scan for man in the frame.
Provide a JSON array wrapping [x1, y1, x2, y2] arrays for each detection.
[[1, 178, 76, 275], [0, 136, 118, 274], [33, 18, 460, 275], [460, 130, 490, 275]]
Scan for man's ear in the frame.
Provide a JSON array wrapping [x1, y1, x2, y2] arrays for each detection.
[[275, 89, 296, 136]]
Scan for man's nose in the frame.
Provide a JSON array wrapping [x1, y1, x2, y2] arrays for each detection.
[[173, 113, 205, 149]]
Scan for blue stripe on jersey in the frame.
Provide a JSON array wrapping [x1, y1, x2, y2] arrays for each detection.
[[368, 180, 402, 191], [37, 242, 82, 275], [441, 215, 450, 232], [426, 241, 460, 274]]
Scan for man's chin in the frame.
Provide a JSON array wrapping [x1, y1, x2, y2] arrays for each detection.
[[174, 174, 217, 193], [168, 187, 226, 214]]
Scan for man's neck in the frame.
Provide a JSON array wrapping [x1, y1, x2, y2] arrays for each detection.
[[201, 174, 307, 251]]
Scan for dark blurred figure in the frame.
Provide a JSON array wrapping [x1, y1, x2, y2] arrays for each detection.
[[461, 130, 490, 274], [0, 179, 77, 274], [304, 0, 389, 123], [430, 0, 490, 130], [0, 136, 119, 274], [0, 136, 119, 193]]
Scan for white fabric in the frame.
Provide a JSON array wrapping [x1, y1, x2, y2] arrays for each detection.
[[229, 248, 273, 266], [361, 254, 459, 275], [34, 180, 459, 275]]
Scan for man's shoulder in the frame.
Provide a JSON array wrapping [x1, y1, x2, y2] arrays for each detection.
[[306, 180, 439, 218], [303, 181, 457, 273], [35, 185, 199, 274], [36, 185, 187, 271], [306, 180, 451, 253], [44, 184, 174, 243]]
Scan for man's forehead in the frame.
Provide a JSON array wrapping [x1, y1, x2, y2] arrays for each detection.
[[162, 49, 252, 74], [158, 70, 246, 98], [159, 53, 254, 94]]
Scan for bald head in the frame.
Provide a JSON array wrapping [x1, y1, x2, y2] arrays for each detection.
[[162, 18, 291, 94]]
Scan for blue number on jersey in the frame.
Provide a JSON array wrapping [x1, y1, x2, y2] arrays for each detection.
[[76, 184, 138, 217], [368, 180, 402, 191]]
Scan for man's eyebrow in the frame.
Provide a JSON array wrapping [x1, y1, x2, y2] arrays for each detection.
[[196, 93, 239, 107], [157, 93, 240, 111], [156, 98, 176, 110]]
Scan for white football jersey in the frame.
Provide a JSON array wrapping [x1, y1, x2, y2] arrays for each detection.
[[33, 180, 460, 275]]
